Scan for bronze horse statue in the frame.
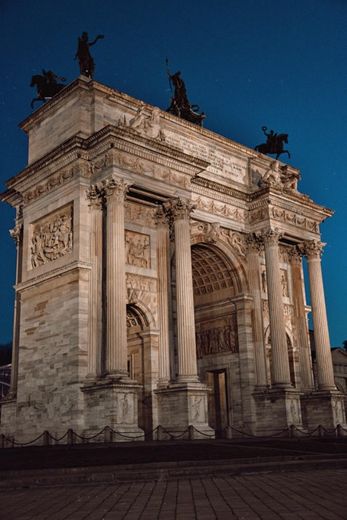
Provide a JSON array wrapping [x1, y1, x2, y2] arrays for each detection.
[[30, 70, 66, 109], [255, 126, 290, 160]]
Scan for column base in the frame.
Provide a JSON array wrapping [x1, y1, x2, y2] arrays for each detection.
[[301, 390, 347, 431], [253, 387, 303, 436], [82, 379, 144, 441], [155, 382, 215, 439]]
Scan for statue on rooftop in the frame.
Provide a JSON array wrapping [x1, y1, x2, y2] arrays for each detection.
[[255, 126, 291, 160], [75, 32, 104, 78], [166, 62, 206, 126], [30, 69, 66, 109]]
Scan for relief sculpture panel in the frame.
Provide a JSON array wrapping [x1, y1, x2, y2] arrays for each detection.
[[125, 231, 150, 269], [30, 204, 73, 269], [196, 314, 238, 359]]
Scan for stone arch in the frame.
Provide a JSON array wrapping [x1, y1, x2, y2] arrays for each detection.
[[190, 238, 248, 296]]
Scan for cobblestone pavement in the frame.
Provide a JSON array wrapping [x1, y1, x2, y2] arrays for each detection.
[[2, 469, 347, 520]]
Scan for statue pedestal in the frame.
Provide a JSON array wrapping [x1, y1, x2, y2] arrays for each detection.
[[155, 383, 215, 439], [253, 388, 303, 436], [82, 379, 144, 441], [301, 390, 347, 432]]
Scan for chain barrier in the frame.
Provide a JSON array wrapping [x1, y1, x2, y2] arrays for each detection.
[[1, 423, 346, 448]]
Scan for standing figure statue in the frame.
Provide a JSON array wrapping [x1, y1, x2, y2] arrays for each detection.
[[166, 62, 206, 126], [255, 126, 290, 160], [75, 32, 104, 78]]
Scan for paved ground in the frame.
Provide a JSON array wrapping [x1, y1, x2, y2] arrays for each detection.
[[2, 469, 347, 520]]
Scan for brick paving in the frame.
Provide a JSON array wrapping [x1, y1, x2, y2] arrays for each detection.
[[2, 469, 347, 520]]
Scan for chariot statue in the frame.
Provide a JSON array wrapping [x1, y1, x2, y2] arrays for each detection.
[[166, 64, 206, 126]]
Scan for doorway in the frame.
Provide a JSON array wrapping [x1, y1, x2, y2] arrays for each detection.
[[206, 369, 229, 437]]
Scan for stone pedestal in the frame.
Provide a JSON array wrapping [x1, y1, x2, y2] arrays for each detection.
[[82, 380, 144, 440], [155, 383, 215, 439], [301, 391, 347, 431], [254, 388, 303, 435]]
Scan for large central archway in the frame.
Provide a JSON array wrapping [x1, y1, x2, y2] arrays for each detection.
[[191, 243, 242, 436]]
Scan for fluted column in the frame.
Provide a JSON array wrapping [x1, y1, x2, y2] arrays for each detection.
[[167, 198, 199, 383], [262, 230, 291, 387], [8, 216, 23, 398], [289, 246, 314, 391], [155, 206, 171, 386], [104, 177, 129, 377], [304, 240, 335, 390], [246, 234, 267, 388], [86, 186, 103, 379]]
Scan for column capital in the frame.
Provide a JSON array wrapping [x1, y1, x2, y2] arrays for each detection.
[[246, 233, 264, 253], [9, 223, 22, 245], [154, 205, 169, 226], [103, 176, 130, 202], [164, 197, 196, 221], [86, 184, 103, 209], [302, 240, 325, 259], [260, 228, 283, 246], [288, 245, 303, 265]]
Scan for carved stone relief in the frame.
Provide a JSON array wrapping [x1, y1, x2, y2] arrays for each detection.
[[190, 220, 246, 257], [280, 269, 289, 298], [192, 195, 245, 222], [118, 105, 166, 141], [125, 202, 156, 228], [30, 205, 73, 269], [24, 169, 74, 204], [125, 231, 150, 269], [196, 315, 238, 358]]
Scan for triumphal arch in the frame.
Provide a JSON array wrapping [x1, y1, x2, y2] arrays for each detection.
[[1, 76, 345, 441]]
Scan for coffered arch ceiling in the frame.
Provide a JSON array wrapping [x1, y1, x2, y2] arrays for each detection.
[[191, 244, 240, 298]]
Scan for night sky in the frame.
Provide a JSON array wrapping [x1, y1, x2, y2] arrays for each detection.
[[0, 0, 346, 346]]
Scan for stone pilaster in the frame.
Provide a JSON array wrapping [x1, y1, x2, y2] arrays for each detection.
[[262, 229, 291, 387], [168, 198, 199, 383], [246, 234, 267, 389], [304, 240, 335, 391], [86, 185, 103, 379], [8, 217, 23, 398], [103, 177, 129, 378], [289, 246, 314, 391], [155, 206, 171, 387]]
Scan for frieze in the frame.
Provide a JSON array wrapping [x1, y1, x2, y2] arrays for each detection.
[[30, 205, 73, 269], [270, 206, 319, 233], [192, 194, 245, 222], [23, 168, 74, 204]]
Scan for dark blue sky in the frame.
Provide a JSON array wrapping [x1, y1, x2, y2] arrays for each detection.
[[0, 0, 346, 346]]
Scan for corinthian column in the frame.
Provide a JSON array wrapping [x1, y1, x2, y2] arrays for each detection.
[[155, 206, 171, 386], [304, 240, 335, 390], [262, 229, 291, 387], [289, 246, 314, 391], [8, 217, 23, 398], [86, 186, 103, 379], [246, 234, 267, 388], [167, 198, 199, 383], [103, 177, 129, 378]]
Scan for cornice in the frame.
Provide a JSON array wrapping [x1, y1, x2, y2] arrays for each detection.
[[17, 261, 91, 293]]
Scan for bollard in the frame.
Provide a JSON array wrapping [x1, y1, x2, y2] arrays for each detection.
[[156, 425, 164, 441], [336, 424, 342, 438], [43, 430, 50, 446], [188, 425, 194, 440], [0, 433, 5, 449], [104, 426, 113, 443], [224, 425, 233, 440], [318, 425, 324, 438], [289, 425, 296, 439], [67, 428, 74, 445]]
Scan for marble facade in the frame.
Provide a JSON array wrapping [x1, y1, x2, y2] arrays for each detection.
[[0, 76, 345, 442]]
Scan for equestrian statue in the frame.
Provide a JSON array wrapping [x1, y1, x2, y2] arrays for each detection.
[[30, 70, 66, 109], [255, 126, 290, 160]]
